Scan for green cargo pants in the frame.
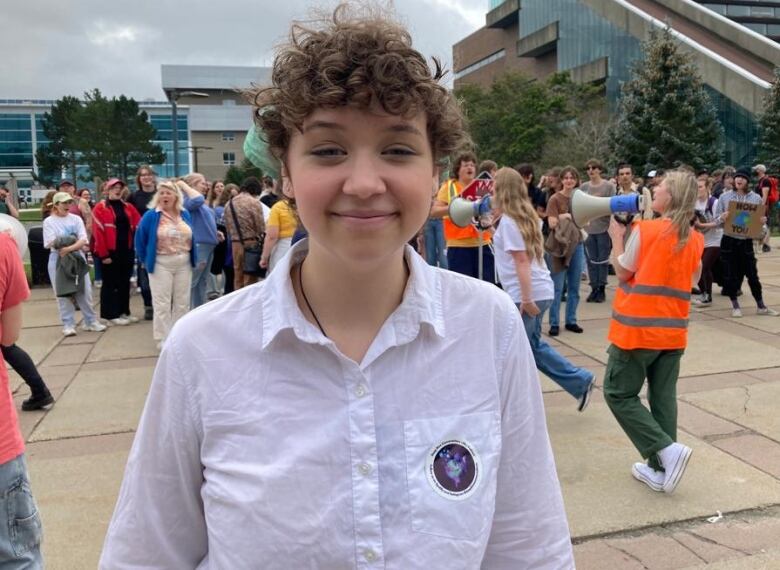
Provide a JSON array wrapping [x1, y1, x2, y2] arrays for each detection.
[[603, 344, 684, 472]]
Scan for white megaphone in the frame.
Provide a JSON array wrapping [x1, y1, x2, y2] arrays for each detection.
[[0, 213, 27, 257], [448, 196, 493, 228], [570, 189, 646, 228]]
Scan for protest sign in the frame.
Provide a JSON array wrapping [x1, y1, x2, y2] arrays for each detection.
[[723, 201, 765, 239]]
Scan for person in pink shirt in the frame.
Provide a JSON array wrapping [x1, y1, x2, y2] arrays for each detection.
[[0, 232, 43, 566]]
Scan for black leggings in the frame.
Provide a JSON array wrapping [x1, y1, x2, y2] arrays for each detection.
[[698, 246, 720, 296], [100, 249, 134, 320], [1, 344, 48, 396], [720, 236, 763, 303]]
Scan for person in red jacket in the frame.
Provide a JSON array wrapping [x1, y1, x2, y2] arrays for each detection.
[[92, 178, 141, 326]]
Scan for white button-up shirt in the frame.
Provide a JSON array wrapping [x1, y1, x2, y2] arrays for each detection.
[[100, 242, 574, 569]]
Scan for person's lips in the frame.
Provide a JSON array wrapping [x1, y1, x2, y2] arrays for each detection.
[[332, 209, 399, 228]]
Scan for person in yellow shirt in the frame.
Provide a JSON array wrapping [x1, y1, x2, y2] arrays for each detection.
[[430, 151, 495, 283], [261, 197, 298, 273]]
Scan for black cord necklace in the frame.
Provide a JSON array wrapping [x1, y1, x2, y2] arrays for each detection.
[[298, 260, 327, 337]]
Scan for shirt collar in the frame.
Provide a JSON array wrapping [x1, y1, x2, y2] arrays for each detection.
[[260, 239, 445, 351]]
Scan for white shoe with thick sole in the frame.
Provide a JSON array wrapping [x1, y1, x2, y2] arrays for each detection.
[[731, 307, 743, 318], [62, 327, 77, 337], [757, 307, 779, 316], [109, 317, 131, 326], [120, 314, 140, 323], [658, 442, 693, 494], [631, 462, 664, 492], [83, 321, 107, 332]]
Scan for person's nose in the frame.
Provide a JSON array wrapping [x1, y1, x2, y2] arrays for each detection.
[[341, 153, 386, 199]]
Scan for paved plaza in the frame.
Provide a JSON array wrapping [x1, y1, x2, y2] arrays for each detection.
[[9, 241, 780, 569]]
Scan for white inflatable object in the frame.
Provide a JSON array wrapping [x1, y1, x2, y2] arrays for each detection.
[[0, 213, 28, 257]]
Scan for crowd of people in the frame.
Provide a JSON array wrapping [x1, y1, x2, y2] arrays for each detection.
[[2, 3, 779, 567]]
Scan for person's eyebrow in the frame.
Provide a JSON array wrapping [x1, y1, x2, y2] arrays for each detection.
[[302, 121, 345, 133], [385, 123, 424, 136]]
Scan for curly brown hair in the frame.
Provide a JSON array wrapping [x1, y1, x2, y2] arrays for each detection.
[[247, 3, 470, 166]]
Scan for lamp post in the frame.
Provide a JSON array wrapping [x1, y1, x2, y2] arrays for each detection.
[[165, 90, 209, 177], [189, 146, 213, 173]]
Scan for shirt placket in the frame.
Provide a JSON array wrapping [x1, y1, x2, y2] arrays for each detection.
[[343, 359, 385, 568]]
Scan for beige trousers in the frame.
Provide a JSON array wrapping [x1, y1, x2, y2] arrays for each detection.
[[148, 253, 192, 341]]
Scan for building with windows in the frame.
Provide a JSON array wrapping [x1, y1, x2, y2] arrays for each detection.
[[697, 1, 780, 40], [455, 0, 780, 166], [0, 64, 270, 201]]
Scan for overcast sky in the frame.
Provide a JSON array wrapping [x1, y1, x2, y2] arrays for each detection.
[[2, 0, 483, 101]]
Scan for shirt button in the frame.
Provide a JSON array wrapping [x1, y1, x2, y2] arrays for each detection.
[[364, 549, 377, 562], [358, 463, 372, 476], [355, 384, 368, 398]]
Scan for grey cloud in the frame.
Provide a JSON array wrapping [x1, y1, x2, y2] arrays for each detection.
[[2, 0, 480, 101]]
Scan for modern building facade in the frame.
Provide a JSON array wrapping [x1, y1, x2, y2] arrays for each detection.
[[697, 1, 780, 40], [455, 0, 780, 166], [0, 64, 270, 201]]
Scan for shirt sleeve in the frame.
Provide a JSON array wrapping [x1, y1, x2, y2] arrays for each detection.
[[499, 218, 527, 253], [76, 215, 88, 242], [482, 306, 574, 569], [0, 234, 30, 312], [618, 229, 641, 272], [435, 181, 451, 205], [545, 195, 560, 219], [99, 334, 208, 569], [267, 203, 281, 229]]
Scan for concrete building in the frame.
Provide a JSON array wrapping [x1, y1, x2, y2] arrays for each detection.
[[454, 0, 780, 166], [697, 1, 780, 40], [161, 65, 270, 182], [0, 64, 270, 202]]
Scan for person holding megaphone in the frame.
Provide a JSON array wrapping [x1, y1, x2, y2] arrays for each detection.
[[492, 168, 595, 411]]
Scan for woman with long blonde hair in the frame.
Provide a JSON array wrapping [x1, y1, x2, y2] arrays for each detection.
[[605, 169, 704, 494], [493, 167, 595, 411]]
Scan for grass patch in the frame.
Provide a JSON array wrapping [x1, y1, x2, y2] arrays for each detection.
[[19, 210, 42, 223]]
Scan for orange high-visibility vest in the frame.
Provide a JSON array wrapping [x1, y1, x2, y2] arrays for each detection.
[[608, 219, 704, 350], [442, 180, 484, 242]]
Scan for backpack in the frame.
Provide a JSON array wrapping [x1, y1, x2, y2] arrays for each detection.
[[766, 176, 779, 208]]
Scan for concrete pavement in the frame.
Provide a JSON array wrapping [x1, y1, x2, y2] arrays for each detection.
[[9, 241, 780, 569]]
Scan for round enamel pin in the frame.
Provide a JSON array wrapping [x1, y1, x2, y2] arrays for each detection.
[[425, 439, 481, 501]]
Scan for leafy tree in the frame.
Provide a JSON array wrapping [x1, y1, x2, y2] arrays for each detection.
[[36, 89, 165, 183], [35, 96, 81, 184], [456, 72, 601, 167], [224, 158, 264, 186], [756, 67, 780, 173], [538, 104, 617, 172], [610, 27, 723, 174]]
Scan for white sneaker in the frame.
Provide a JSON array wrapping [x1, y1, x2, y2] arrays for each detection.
[[757, 307, 779, 316], [658, 442, 693, 494], [83, 321, 107, 332], [120, 314, 140, 323], [109, 317, 131, 326], [731, 307, 743, 318], [62, 326, 77, 337], [577, 376, 595, 412], [631, 462, 664, 492]]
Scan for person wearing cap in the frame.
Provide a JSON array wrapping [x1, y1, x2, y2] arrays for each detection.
[[715, 167, 779, 318], [753, 164, 774, 253], [42, 192, 106, 336], [92, 178, 142, 326]]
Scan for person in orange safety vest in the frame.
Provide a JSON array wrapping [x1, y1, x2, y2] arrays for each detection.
[[604, 168, 703, 495]]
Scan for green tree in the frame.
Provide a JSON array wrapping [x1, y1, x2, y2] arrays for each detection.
[[610, 27, 723, 174], [756, 67, 780, 173], [224, 158, 264, 186], [538, 104, 618, 171], [35, 96, 81, 184], [456, 72, 601, 166]]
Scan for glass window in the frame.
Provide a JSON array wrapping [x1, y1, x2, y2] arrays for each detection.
[[702, 3, 727, 15], [744, 22, 768, 33], [222, 131, 235, 142], [726, 5, 750, 16], [223, 152, 236, 166], [767, 23, 780, 35], [222, 100, 236, 106], [750, 5, 775, 17]]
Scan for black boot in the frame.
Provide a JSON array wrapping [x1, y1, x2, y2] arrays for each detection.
[[596, 286, 607, 303], [22, 389, 54, 412], [586, 288, 598, 303]]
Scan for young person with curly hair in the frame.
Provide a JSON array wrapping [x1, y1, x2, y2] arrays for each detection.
[[101, 4, 573, 568]]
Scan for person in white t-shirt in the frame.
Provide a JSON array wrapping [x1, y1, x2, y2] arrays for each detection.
[[100, 7, 574, 569], [493, 167, 595, 412]]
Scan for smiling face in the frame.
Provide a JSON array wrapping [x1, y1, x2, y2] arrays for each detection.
[[561, 172, 577, 191], [214, 182, 224, 197], [284, 105, 436, 268]]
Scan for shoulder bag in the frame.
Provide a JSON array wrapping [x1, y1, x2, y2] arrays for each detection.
[[229, 199, 267, 278]]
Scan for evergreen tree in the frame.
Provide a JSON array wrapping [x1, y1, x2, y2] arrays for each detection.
[[610, 27, 723, 174], [35, 96, 81, 184], [756, 67, 780, 173], [224, 158, 264, 186]]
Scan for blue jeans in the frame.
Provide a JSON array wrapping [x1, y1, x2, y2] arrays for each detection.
[[519, 300, 593, 399], [423, 219, 447, 268], [549, 243, 584, 327], [0, 454, 43, 568], [190, 243, 216, 309], [447, 245, 496, 284], [47, 253, 99, 329], [585, 232, 611, 289]]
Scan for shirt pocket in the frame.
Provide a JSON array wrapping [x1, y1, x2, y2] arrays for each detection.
[[403, 411, 501, 540]]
